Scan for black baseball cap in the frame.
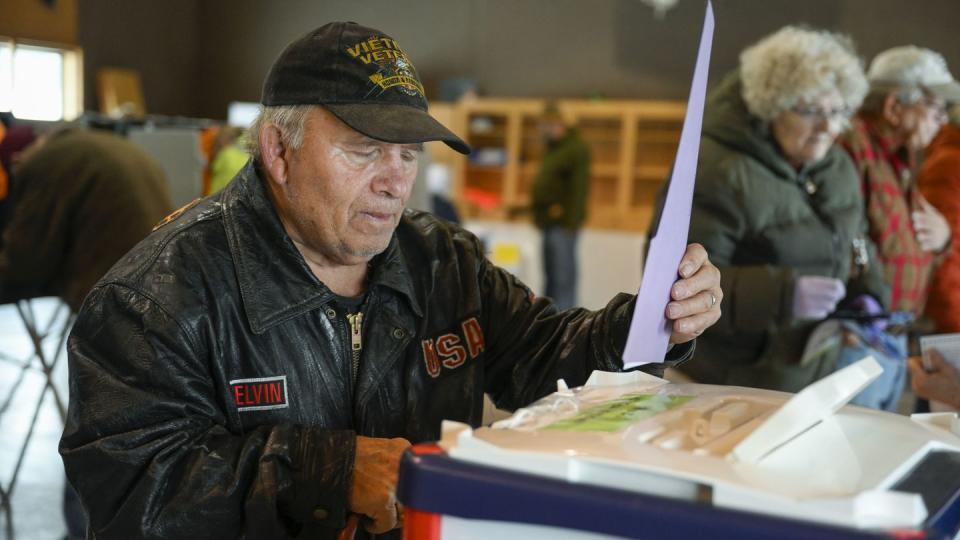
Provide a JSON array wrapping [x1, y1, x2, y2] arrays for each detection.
[[261, 22, 470, 154]]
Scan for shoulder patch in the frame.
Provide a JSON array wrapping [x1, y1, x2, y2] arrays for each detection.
[[153, 198, 201, 231]]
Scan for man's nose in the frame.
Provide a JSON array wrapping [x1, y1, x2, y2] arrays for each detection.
[[372, 151, 415, 199]]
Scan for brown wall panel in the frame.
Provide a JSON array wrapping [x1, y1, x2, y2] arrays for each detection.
[[71, 0, 960, 119], [0, 0, 77, 44], [77, 0, 201, 117]]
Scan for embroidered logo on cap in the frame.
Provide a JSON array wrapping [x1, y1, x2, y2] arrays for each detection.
[[344, 36, 424, 98], [230, 375, 288, 412]]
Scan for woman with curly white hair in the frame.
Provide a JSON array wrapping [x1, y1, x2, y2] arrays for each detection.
[[676, 26, 898, 405]]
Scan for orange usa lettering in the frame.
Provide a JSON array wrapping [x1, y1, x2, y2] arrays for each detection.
[[422, 317, 485, 378]]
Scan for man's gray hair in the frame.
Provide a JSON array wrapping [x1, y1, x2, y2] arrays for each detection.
[[739, 26, 868, 122], [246, 105, 313, 160]]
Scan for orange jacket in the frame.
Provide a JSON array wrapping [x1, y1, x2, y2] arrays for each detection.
[[919, 123, 960, 332]]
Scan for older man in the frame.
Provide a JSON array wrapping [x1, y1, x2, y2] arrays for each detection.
[[60, 22, 721, 539], [840, 46, 960, 315]]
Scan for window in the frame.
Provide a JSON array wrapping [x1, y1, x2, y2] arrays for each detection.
[[0, 38, 82, 121]]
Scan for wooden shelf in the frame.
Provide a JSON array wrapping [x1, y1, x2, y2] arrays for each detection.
[[448, 98, 685, 231], [636, 165, 671, 180], [518, 162, 620, 177]]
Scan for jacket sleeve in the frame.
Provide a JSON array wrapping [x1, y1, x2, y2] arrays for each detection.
[[919, 152, 960, 330], [474, 240, 692, 412], [688, 162, 795, 335], [60, 283, 355, 539]]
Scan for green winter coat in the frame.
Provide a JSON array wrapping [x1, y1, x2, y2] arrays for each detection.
[[679, 72, 889, 392]]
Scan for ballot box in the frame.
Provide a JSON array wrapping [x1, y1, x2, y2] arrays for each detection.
[[396, 358, 960, 540]]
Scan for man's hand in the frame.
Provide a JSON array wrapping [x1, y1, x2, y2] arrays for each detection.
[[908, 351, 960, 409], [348, 436, 411, 533], [913, 196, 951, 252], [666, 243, 722, 344]]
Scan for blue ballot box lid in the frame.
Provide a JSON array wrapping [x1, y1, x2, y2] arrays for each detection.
[[396, 444, 930, 540]]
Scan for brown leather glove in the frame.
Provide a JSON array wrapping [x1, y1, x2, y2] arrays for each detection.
[[348, 436, 412, 533]]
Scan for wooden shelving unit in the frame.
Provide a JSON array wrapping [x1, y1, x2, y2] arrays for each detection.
[[443, 98, 685, 232]]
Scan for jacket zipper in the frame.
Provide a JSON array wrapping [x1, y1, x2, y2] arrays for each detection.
[[346, 312, 363, 384]]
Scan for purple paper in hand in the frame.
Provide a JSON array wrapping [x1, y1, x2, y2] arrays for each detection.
[[623, 1, 714, 369]]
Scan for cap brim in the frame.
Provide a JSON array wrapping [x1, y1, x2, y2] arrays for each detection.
[[929, 81, 960, 104], [325, 103, 471, 155]]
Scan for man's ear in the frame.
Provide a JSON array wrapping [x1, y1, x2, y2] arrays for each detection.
[[260, 123, 289, 185], [881, 92, 903, 127]]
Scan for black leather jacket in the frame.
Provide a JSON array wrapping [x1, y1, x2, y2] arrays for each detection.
[[60, 161, 692, 539]]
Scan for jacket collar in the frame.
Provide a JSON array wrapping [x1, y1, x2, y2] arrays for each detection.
[[367, 226, 424, 318], [221, 161, 421, 334]]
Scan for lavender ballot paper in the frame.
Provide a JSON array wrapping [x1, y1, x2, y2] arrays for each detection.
[[623, 1, 714, 368]]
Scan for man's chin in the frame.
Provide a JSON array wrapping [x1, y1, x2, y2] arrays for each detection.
[[345, 238, 392, 261]]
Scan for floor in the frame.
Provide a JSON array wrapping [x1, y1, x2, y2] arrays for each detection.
[[0, 298, 72, 540]]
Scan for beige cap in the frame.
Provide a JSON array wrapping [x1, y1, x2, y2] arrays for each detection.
[[868, 46, 960, 103]]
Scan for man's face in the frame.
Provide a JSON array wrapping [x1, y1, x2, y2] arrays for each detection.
[[539, 117, 566, 142], [771, 89, 848, 168], [276, 107, 420, 267], [894, 92, 947, 151]]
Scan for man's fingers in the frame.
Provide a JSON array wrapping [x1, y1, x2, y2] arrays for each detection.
[[678, 243, 708, 278], [666, 289, 721, 319], [350, 436, 411, 534], [671, 262, 720, 301], [670, 307, 721, 343], [669, 243, 723, 343], [363, 497, 399, 534]]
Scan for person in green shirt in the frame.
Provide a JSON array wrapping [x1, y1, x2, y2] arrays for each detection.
[[531, 103, 590, 309], [208, 126, 251, 195]]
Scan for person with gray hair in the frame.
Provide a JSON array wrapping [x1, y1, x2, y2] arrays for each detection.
[[678, 26, 892, 398], [839, 46, 957, 317]]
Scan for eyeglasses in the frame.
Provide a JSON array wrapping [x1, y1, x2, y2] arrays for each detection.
[[789, 104, 853, 124]]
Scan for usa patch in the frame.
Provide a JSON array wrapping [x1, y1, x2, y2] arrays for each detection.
[[421, 317, 485, 378], [229, 375, 288, 412]]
